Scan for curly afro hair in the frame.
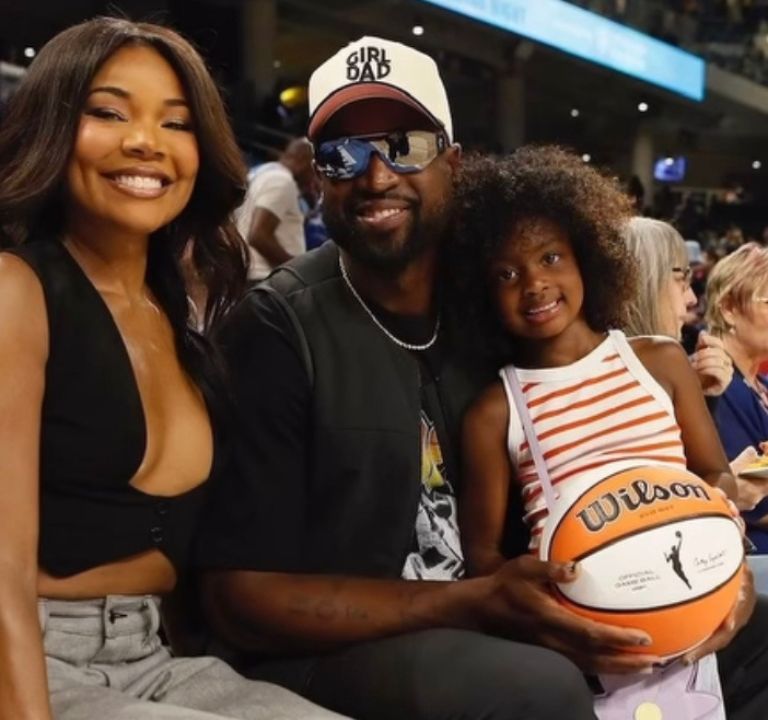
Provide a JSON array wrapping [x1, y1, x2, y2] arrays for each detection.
[[445, 145, 637, 364]]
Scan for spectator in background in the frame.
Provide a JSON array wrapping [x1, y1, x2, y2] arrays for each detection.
[[625, 174, 645, 214], [706, 243, 768, 549], [236, 137, 314, 281], [675, 193, 707, 240], [717, 223, 746, 256], [303, 196, 329, 251], [623, 218, 733, 397]]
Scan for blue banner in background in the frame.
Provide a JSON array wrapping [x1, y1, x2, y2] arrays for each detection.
[[419, 0, 706, 101]]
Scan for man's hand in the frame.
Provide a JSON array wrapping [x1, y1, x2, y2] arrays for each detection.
[[477, 555, 661, 674], [682, 561, 756, 664]]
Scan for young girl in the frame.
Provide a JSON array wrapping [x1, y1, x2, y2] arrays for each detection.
[[449, 146, 745, 717]]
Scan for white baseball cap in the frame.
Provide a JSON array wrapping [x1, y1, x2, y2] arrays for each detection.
[[307, 36, 453, 142]]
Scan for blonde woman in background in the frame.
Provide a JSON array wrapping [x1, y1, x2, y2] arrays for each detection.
[[706, 243, 768, 553]]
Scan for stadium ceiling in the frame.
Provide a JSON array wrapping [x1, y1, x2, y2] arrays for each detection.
[[271, 0, 768, 135], [4, 0, 768, 149]]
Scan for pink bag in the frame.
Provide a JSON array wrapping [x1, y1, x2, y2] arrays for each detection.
[[505, 366, 725, 720]]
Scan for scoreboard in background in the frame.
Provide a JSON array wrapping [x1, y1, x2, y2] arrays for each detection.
[[419, 0, 706, 101]]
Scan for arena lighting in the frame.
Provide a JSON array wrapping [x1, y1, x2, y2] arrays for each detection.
[[418, 0, 705, 100], [412, 24, 425, 36], [753, 160, 763, 170], [582, 153, 591, 163], [638, 101, 650, 112], [570, 108, 580, 118], [23, 47, 35, 58], [279, 86, 308, 108]]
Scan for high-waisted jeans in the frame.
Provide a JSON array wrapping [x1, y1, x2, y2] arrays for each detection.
[[39, 594, 349, 720]]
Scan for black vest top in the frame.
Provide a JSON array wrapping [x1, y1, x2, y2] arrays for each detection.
[[6, 238, 213, 577], [251, 242, 527, 575]]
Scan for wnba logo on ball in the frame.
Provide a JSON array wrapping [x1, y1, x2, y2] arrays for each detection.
[[576, 476, 711, 533]]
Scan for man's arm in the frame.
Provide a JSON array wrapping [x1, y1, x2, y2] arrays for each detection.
[[246, 208, 294, 268], [202, 560, 659, 673], [202, 569, 480, 654]]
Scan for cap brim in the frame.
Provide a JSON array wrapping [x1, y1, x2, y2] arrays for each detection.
[[308, 83, 439, 140]]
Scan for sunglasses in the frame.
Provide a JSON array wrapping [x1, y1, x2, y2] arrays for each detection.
[[314, 130, 447, 180]]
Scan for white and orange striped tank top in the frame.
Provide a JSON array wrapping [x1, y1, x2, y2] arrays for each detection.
[[500, 330, 687, 554]]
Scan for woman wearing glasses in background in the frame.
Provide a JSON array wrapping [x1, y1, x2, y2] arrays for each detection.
[[706, 243, 768, 554], [622, 217, 733, 397]]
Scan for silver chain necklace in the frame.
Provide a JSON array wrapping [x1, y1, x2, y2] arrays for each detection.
[[338, 255, 440, 351]]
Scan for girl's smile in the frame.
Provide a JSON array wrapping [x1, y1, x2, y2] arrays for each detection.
[[523, 298, 564, 324]]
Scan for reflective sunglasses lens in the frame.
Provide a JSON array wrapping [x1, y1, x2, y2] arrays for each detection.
[[315, 131, 445, 179], [315, 138, 372, 180], [369, 131, 441, 170]]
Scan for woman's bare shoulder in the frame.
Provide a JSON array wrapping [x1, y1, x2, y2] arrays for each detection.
[[628, 335, 693, 396], [0, 252, 48, 349], [0, 251, 44, 291], [628, 334, 688, 364]]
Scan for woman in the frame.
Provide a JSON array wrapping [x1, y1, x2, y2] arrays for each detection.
[[622, 216, 733, 397], [706, 243, 768, 552], [0, 17, 344, 720]]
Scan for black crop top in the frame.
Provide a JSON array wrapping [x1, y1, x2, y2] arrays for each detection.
[[6, 238, 215, 577]]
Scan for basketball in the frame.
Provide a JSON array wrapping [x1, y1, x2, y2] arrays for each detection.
[[538, 463, 744, 658]]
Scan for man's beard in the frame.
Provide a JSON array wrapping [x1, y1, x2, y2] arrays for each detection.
[[323, 196, 451, 273]]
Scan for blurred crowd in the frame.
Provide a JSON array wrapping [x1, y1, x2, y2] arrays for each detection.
[[624, 175, 768, 369], [572, 0, 768, 86]]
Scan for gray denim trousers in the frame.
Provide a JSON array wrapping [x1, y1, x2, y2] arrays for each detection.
[[40, 595, 349, 720]]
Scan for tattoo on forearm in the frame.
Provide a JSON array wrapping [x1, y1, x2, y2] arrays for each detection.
[[285, 582, 369, 624]]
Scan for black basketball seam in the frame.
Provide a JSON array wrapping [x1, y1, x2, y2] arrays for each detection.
[[564, 513, 739, 562], [553, 562, 743, 613]]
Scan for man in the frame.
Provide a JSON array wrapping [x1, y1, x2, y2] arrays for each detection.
[[237, 137, 315, 280], [199, 36, 768, 720]]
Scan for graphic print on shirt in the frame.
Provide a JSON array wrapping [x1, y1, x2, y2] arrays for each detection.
[[402, 410, 464, 580]]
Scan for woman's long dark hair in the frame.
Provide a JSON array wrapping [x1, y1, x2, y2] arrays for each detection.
[[0, 16, 248, 404]]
